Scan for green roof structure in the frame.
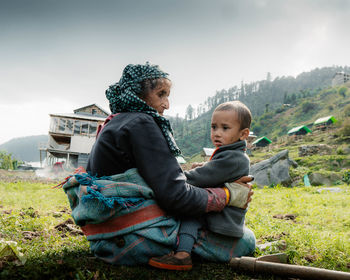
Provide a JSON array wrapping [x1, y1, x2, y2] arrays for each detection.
[[252, 136, 272, 147], [314, 115, 338, 126], [287, 125, 312, 135]]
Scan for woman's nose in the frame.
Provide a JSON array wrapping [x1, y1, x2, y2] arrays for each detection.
[[162, 97, 169, 109]]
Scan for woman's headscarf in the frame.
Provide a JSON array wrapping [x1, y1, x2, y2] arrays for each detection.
[[105, 62, 181, 156]]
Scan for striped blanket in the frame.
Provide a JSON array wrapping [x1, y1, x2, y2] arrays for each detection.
[[61, 168, 255, 265]]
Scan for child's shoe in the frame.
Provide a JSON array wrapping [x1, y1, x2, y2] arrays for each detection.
[[148, 251, 192, 270]]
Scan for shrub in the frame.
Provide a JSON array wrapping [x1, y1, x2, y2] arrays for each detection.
[[344, 104, 350, 117], [343, 170, 350, 184], [338, 86, 348, 97], [0, 151, 17, 170], [301, 101, 317, 113], [338, 118, 350, 137]]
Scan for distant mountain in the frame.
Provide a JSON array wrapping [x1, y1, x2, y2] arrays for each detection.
[[0, 135, 48, 162]]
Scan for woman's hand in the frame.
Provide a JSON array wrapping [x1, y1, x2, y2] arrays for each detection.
[[191, 162, 204, 169], [232, 176, 254, 209]]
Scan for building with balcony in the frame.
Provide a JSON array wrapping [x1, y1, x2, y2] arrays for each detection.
[[39, 104, 109, 168], [332, 72, 350, 87]]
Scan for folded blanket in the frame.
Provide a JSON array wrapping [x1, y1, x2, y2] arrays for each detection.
[[62, 168, 255, 265]]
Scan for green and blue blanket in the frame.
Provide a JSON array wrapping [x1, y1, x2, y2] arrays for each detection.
[[61, 168, 255, 265]]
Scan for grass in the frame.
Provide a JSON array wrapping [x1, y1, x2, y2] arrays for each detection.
[[1, 180, 349, 279], [248, 185, 350, 271]]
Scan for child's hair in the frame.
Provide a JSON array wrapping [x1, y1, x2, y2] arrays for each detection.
[[214, 101, 252, 130]]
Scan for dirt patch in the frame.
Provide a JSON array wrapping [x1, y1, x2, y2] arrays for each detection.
[[0, 169, 61, 184], [273, 213, 297, 221], [22, 231, 42, 240], [54, 218, 83, 236]]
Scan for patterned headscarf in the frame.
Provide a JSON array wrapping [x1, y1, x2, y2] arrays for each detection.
[[105, 62, 181, 156]]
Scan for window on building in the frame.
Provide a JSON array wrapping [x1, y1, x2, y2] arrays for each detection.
[[89, 122, 97, 135], [74, 120, 81, 134], [66, 119, 73, 134], [50, 117, 58, 132], [81, 122, 89, 134], [59, 118, 66, 132]]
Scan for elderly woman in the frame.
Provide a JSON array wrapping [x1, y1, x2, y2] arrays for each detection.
[[62, 62, 255, 268]]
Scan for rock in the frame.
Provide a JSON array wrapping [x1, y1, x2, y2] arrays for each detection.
[[317, 187, 342, 193], [304, 254, 318, 263], [257, 240, 287, 251], [309, 173, 342, 186], [250, 150, 297, 188], [298, 144, 332, 157]]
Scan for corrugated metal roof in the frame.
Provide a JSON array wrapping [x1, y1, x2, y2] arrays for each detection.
[[287, 125, 312, 134], [202, 147, 215, 156], [314, 115, 337, 125], [50, 113, 106, 121], [73, 103, 109, 116], [176, 156, 186, 164]]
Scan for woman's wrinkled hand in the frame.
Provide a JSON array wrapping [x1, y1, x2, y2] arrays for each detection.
[[233, 175, 254, 209], [191, 162, 204, 169]]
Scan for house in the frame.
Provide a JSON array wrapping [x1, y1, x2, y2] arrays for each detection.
[[332, 72, 350, 87], [176, 156, 186, 164], [246, 131, 257, 150], [202, 147, 215, 161], [39, 104, 109, 168], [287, 125, 311, 136], [252, 136, 272, 147], [314, 116, 338, 129]]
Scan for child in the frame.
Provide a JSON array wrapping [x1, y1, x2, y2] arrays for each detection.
[[149, 101, 252, 270]]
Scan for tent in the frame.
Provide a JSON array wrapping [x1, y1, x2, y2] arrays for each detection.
[[252, 136, 272, 147], [287, 125, 311, 136]]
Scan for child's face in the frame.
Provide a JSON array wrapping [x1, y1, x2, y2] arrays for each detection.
[[210, 110, 249, 148]]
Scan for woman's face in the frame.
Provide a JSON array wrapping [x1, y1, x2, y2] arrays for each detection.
[[143, 79, 171, 116]]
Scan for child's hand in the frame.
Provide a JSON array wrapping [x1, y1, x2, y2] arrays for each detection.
[[225, 176, 254, 209], [191, 162, 204, 168]]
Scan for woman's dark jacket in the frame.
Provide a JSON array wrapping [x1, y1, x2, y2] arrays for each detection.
[[184, 141, 249, 237], [86, 112, 209, 217]]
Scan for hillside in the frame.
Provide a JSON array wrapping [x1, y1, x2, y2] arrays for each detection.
[[0, 135, 48, 162], [169, 66, 350, 157], [2, 66, 350, 162], [251, 85, 350, 141], [250, 124, 350, 187]]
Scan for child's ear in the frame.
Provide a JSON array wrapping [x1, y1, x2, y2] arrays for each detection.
[[240, 128, 250, 140]]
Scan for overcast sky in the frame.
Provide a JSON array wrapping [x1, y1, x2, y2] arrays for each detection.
[[1, 0, 350, 145]]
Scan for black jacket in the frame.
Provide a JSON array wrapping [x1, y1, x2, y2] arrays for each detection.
[[87, 112, 209, 217], [185, 141, 249, 237]]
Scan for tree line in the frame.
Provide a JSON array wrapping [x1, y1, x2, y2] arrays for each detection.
[[169, 65, 350, 157]]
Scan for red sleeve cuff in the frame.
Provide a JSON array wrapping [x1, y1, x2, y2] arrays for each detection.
[[205, 187, 227, 212]]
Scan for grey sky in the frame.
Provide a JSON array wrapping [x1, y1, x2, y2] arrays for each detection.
[[1, 0, 350, 144]]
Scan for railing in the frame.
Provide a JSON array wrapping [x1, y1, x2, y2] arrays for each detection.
[[38, 142, 48, 150]]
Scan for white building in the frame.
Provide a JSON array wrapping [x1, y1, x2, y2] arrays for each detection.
[[332, 72, 350, 87], [39, 104, 109, 168]]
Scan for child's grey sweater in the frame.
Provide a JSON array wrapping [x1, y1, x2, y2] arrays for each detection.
[[184, 140, 250, 237]]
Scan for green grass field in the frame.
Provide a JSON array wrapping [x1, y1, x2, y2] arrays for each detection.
[[1, 179, 349, 279]]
